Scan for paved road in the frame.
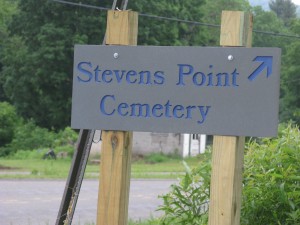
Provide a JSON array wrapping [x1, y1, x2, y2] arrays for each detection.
[[0, 179, 176, 225]]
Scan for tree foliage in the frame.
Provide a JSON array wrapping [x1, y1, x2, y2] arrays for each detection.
[[0, 0, 17, 101], [0, 0, 17, 38], [269, 0, 297, 26], [0, 0, 110, 129], [129, 0, 207, 46], [280, 19, 300, 124], [0, 102, 18, 148], [251, 6, 291, 49]]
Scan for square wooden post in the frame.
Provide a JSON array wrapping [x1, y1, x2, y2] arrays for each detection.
[[96, 10, 138, 225], [208, 11, 253, 225]]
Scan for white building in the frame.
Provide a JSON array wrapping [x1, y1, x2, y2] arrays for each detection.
[[91, 131, 209, 157]]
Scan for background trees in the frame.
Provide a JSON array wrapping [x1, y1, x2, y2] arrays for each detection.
[[269, 0, 297, 26], [1, 0, 109, 129], [0, 0, 17, 102], [280, 19, 300, 124], [0, 102, 18, 148], [129, 0, 207, 46]]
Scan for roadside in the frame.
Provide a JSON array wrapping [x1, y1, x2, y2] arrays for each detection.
[[0, 179, 176, 225], [0, 155, 198, 179]]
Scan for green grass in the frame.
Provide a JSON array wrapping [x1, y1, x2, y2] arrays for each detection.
[[0, 156, 201, 179], [128, 218, 160, 225], [79, 218, 160, 225], [0, 158, 74, 179]]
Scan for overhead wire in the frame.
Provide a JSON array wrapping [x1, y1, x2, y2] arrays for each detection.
[[50, 0, 300, 39], [51, 0, 109, 11]]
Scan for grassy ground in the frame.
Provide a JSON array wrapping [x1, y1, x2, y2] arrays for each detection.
[[0, 156, 200, 179], [80, 218, 160, 225]]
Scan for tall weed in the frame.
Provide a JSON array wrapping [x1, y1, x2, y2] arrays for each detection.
[[158, 150, 211, 224]]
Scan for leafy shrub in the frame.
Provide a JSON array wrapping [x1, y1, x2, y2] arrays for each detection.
[[241, 123, 300, 225], [158, 123, 300, 224], [158, 151, 211, 224], [53, 127, 78, 148], [5, 119, 55, 154], [54, 145, 75, 158], [11, 148, 49, 159], [0, 102, 19, 152], [2, 119, 78, 157]]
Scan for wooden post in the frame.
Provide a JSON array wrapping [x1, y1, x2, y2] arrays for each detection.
[[208, 11, 252, 225], [96, 10, 138, 225]]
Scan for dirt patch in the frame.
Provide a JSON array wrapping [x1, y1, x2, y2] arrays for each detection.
[[132, 154, 144, 162], [0, 165, 19, 170]]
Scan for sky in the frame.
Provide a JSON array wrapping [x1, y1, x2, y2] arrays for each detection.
[[292, 0, 300, 5]]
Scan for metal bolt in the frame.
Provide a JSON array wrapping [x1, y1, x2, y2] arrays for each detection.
[[228, 55, 234, 61], [113, 53, 119, 59]]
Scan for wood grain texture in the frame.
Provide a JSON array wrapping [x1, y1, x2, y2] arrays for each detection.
[[97, 131, 132, 225], [208, 10, 252, 225], [220, 11, 252, 47], [106, 10, 138, 46], [97, 10, 138, 225], [208, 136, 245, 225]]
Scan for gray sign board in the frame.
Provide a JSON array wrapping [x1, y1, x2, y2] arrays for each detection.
[[71, 45, 281, 137]]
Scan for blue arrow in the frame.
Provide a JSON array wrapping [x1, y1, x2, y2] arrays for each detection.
[[248, 56, 273, 81]]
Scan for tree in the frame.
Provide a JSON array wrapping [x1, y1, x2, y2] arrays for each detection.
[[252, 6, 291, 49], [280, 19, 300, 124], [269, 0, 297, 26], [0, 0, 17, 38], [0, 102, 18, 148], [247, 5, 300, 124], [128, 0, 207, 46], [1, 0, 109, 129], [0, 0, 17, 101]]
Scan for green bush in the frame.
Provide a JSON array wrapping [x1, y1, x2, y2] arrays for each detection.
[[242, 123, 300, 225], [2, 119, 78, 157], [11, 148, 49, 159], [5, 119, 56, 154], [10, 146, 75, 160], [53, 127, 78, 148], [54, 145, 75, 158], [0, 102, 19, 152], [158, 123, 300, 224]]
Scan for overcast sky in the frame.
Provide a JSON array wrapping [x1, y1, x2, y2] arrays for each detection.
[[292, 0, 300, 5]]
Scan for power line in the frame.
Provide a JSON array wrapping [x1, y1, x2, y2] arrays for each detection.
[[253, 29, 300, 39], [50, 0, 300, 39], [51, 0, 110, 11], [138, 12, 221, 28]]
